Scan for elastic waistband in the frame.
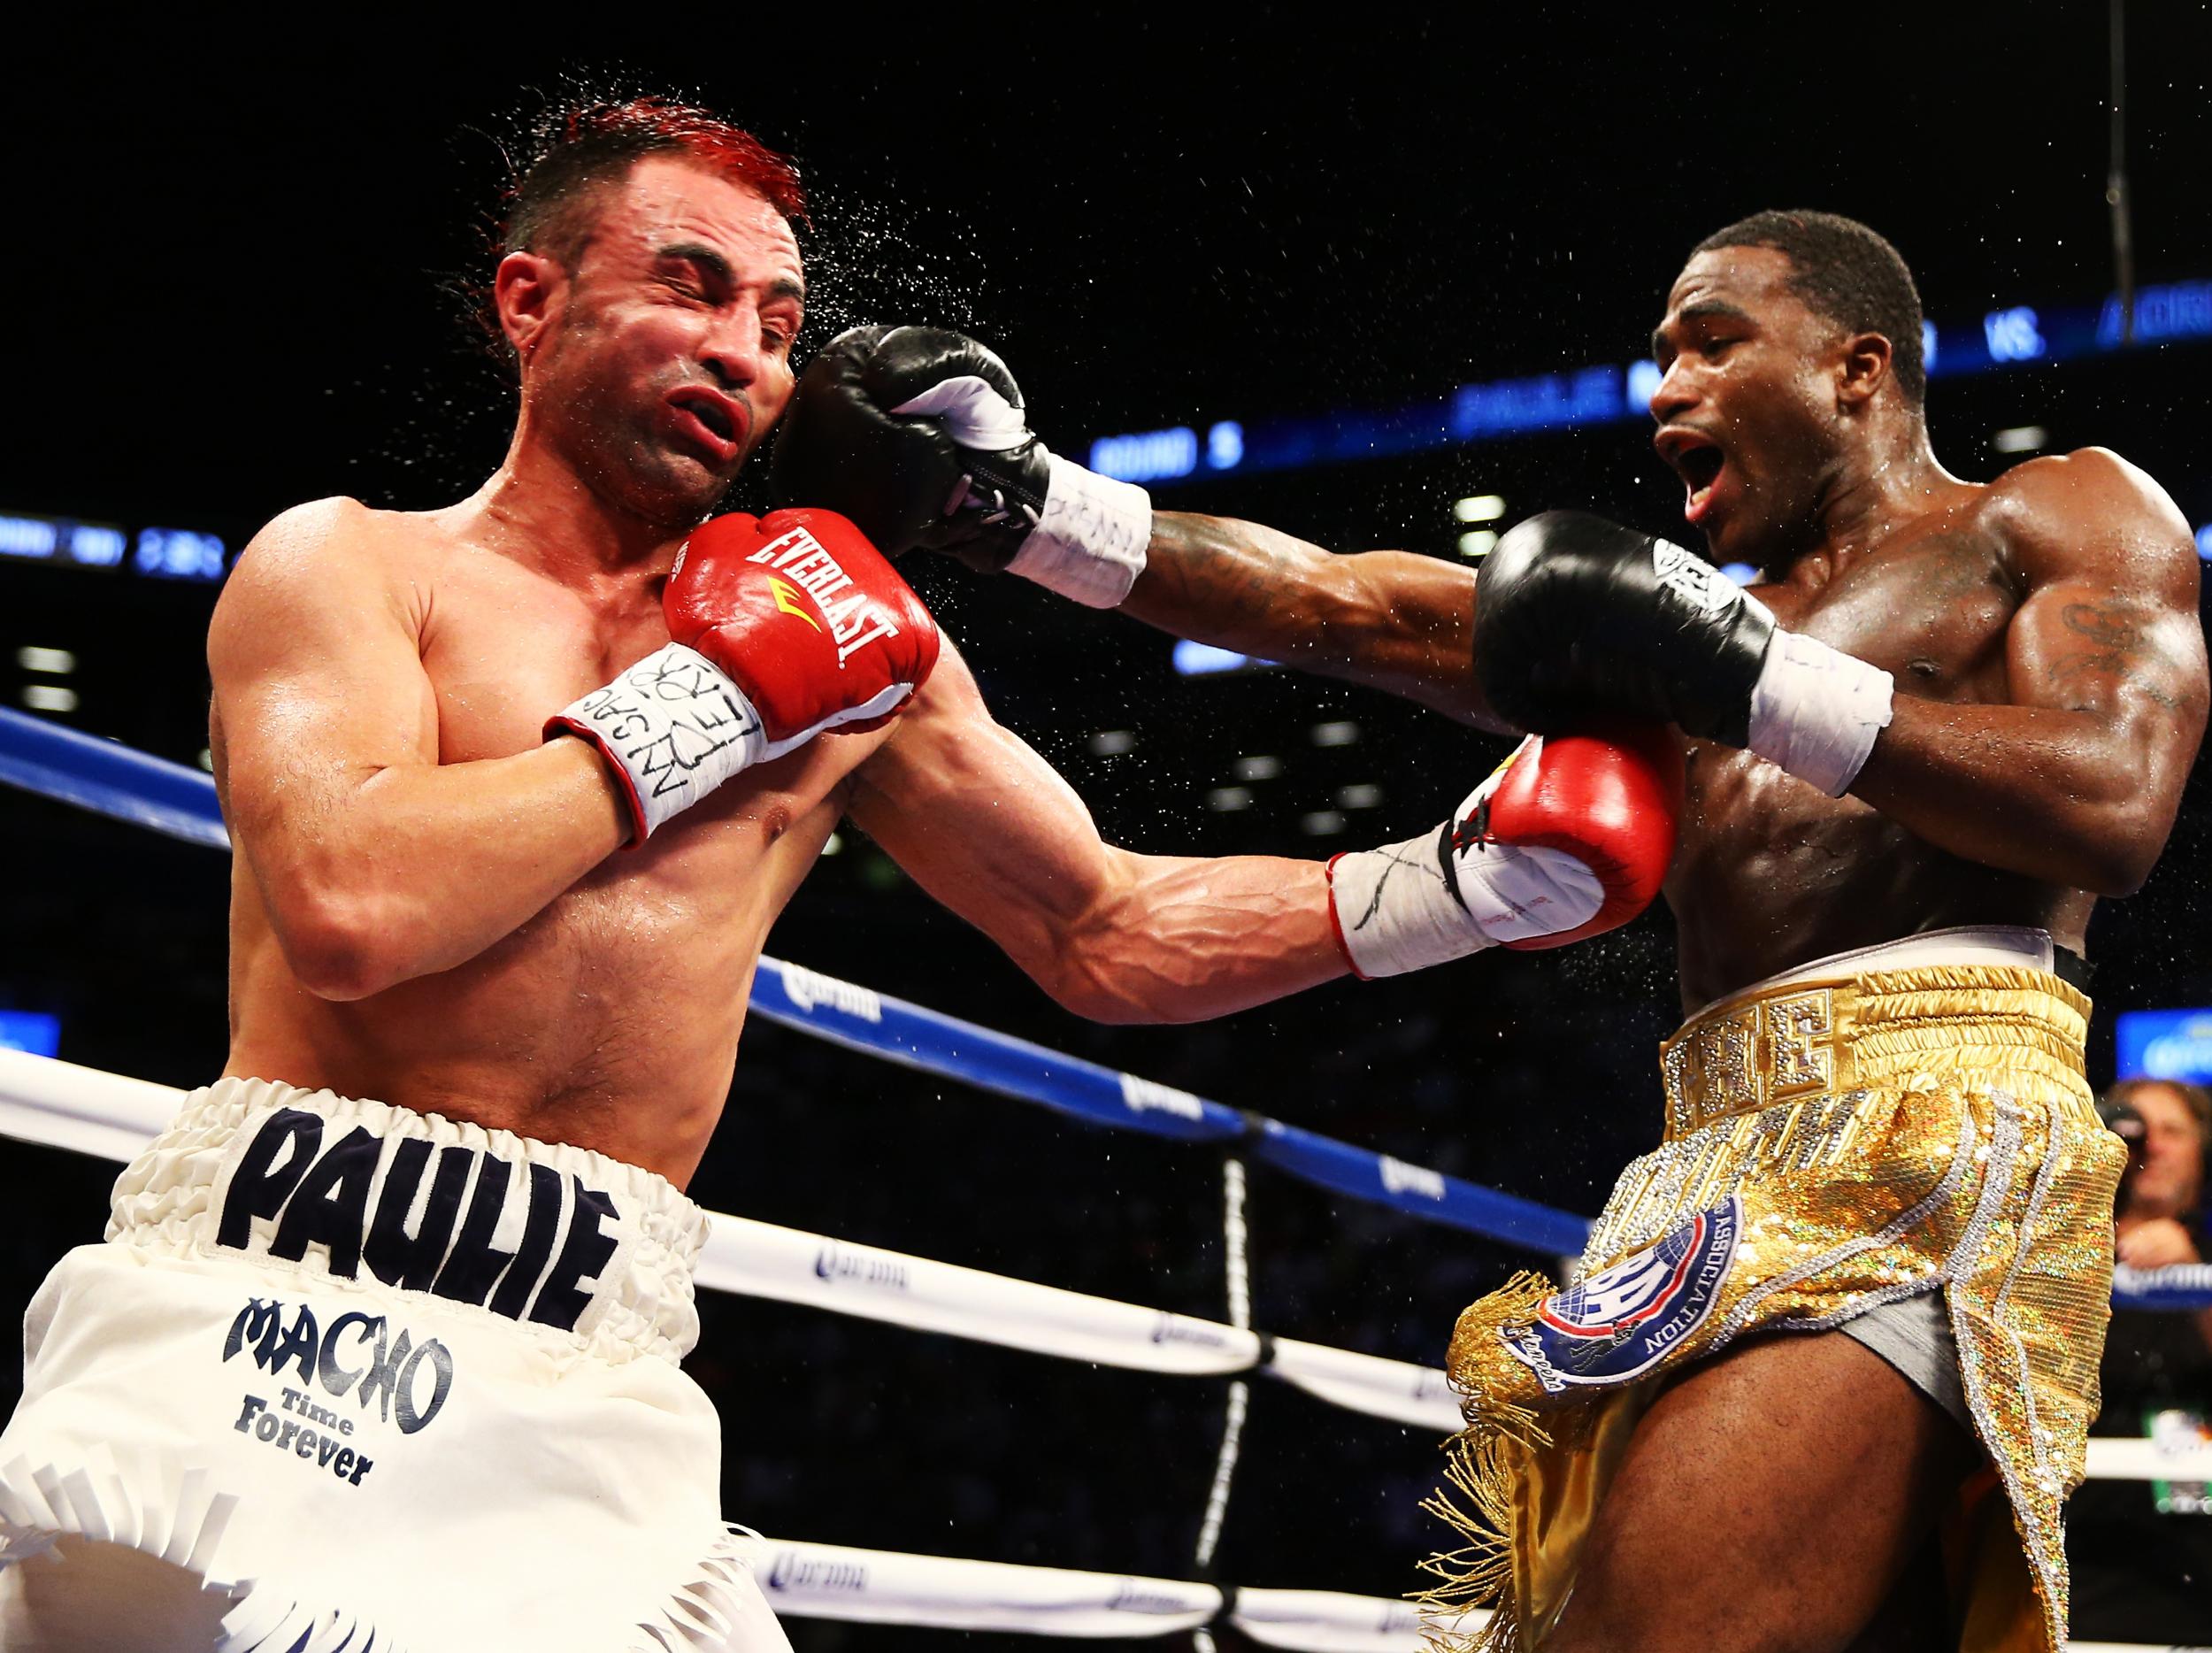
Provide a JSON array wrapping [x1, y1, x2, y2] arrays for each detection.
[[1686, 926, 2060, 1020], [107, 1077, 711, 1365], [1660, 963, 2093, 1141]]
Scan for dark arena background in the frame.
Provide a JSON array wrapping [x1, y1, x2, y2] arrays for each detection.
[[4, 12, 2211, 1649]]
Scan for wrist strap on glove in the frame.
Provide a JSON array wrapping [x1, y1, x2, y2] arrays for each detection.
[[1326, 753, 1608, 978], [1747, 630, 1895, 796], [1005, 454, 1152, 608], [546, 642, 768, 847]]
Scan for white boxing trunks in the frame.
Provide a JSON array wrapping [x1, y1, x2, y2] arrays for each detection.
[[0, 1077, 792, 1653]]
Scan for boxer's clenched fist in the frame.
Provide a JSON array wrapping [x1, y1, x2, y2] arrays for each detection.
[[549, 509, 939, 844], [1325, 723, 1682, 977], [771, 326, 1153, 607]]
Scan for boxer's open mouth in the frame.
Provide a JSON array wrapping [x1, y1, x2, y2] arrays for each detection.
[[666, 388, 746, 457], [1655, 427, 1728, 522]]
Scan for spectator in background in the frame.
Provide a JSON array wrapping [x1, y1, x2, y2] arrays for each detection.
[[2067, 1077, 2212, 1641], [2110, 1077, 2212, 1279]]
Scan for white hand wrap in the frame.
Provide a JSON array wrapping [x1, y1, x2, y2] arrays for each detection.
[[1005, 453, 1153, 608], [553, 642, 769, 843], [1326, 762, 1607, 977], [1747, 629, 1896, 796]]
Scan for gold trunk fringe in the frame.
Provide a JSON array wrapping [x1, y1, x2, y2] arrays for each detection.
[[1415, 1270, 1558, 1652]]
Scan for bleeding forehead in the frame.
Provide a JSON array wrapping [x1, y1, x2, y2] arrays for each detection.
[[1661, 246, 1801, 329], [593, 154, 803, 281]]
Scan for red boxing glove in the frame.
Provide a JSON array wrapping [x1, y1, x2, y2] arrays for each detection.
[[549, 509, 940, 844], [1326, 723, 1681, 977], [668, 508, 940, 739], [1470, 721, 1682, 950]]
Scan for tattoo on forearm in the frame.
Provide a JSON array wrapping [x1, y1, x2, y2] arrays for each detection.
[[1148, 514, 1299, 630], [1136, 514, 1485, 717]]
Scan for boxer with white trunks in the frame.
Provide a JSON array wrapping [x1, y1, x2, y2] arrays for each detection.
[[771, 211, 2209, 1649], [0, 97, 1680, 1652]]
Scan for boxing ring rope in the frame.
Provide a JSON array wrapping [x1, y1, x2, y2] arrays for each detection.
[[4, 703, 2210, 1650]]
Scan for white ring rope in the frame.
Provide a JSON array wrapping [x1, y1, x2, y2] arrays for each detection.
[[749, 1538, 1467, 1648]]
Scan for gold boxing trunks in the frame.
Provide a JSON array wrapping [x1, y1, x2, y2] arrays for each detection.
[[1425, 953, 2122, 1653]]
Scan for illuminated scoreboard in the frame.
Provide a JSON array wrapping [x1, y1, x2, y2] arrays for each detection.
[[0, 511, 228, 583], [133, 527, 227, 581]]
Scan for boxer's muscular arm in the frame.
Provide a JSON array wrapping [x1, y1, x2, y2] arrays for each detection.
[[1847, 450, 2207, 896], [1120, 512, 1513, 732], [211, 501, 628, 1000], [847, 640, 1343, 1022]]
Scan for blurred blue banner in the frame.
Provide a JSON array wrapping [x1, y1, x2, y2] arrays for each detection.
[[2116, 1008, 2212, 1084]]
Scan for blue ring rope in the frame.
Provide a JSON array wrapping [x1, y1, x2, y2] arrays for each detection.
[[2, 703, 2203, 1307]]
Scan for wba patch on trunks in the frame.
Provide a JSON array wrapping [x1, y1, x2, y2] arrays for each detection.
[[211, 1104, 643, 1338], [1503, 1196, 1740, 1394]]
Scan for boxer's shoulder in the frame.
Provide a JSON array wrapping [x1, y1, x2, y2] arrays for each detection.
[[213, 497, 437, 669], [1978, 447, 2195, 579], [227, 496, 449, 611], [237, 494, 442, 559]]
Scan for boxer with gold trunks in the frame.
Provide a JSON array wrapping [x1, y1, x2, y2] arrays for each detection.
[[772, 211, 2209, 1649], [0, 97, 1682, 1653]]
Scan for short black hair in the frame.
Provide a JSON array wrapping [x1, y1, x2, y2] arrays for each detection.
[[1692, 210, 1926, 404]]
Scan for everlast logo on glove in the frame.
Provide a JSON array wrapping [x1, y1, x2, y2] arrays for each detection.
[[213, 1108, 634, 1336], [744, 523, 903, 666]]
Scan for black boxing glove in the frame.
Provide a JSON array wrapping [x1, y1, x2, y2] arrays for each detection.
[[1475, 511, 1894, 796], [771, 326, 1152, 606]]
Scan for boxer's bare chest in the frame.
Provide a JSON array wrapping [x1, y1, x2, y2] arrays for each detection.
[[418, 541, 840, 938], [270, 528, 873, 1162], [1664, 506, 2080, 1008]]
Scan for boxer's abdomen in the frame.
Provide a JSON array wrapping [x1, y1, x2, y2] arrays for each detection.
[[221, 755, 850, 1187], [1663, 742, 2092, 1011]]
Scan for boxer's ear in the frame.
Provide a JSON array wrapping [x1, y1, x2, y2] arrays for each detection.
[[1835, 329, 1893, 413], [495, 250, 564, 363]]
